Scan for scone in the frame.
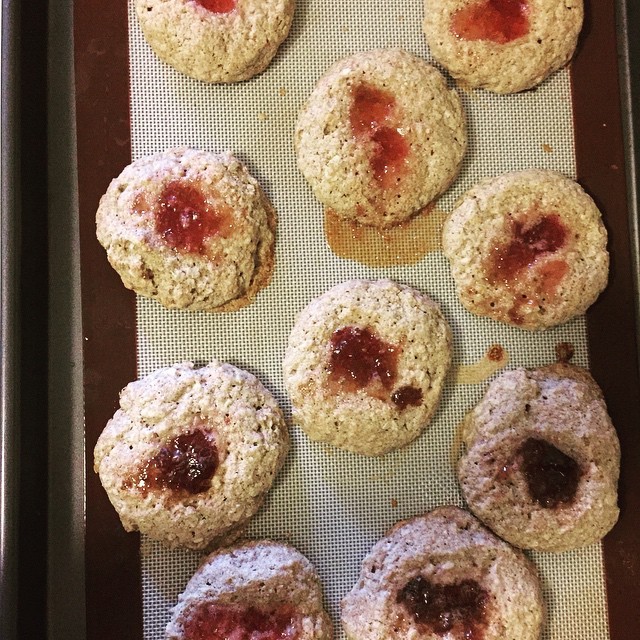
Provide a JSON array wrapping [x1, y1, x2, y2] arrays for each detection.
[[458, 363, 620, 552], [96, 148, 276, 312], [166, 541, 333, 639], [135, 0, 295, 83], [341, 506, 544, 640], [442, 169, 609, 329], [93, 362, 288, 550], [295, 48, 466, 228], [423, 0, 583, 93], [283, 279, 452, 456]]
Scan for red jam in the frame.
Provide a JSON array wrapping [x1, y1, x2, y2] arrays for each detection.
[[128, 429, 218, 496], [391, 385, 423, 410], [195, 0, 237, 14], [154, 180, 232, 254], [328, 326, 398, 394], [181, 603, 298, 640], [349, 84, 409, 189], [370, 126, 410, 189], [489, 213, 568, 284], [486, 344, 505, 362], [518, 437, 582, 508], [451, 0, 530, 44], [397, 577, 488, 638]]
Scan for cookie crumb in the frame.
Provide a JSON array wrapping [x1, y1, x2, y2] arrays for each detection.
[[542, 143, 553, 153], [555, 341, 574, 363], [258, 112, 268, 121], [278, 87, 287, 96], [391, 498, 398, 508]]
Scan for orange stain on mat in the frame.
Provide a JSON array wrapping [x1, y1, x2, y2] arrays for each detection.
[[324, 206, 447, 266], [454, 344, 509, 385]]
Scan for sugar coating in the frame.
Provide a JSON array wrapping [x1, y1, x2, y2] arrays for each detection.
[[135, 0, 295, 83], [458, 363, 620, 552], [442, 169, 609, 330], [283, 279, 452, 456], [93, 362, 288, 550], [423, 0, 583, 93], [96, 148, 276, 312], [295, 49, 466, 228], [167, 541, 333, 639], [341, 506, 544, 640]]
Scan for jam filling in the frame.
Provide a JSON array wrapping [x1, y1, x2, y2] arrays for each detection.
[[451, 0, 530, 44], [391, 385, 423, 410], [349, 84, 409, 189], [127, 429, 218, 496], [489, 213, 567, 284], [397, 576, 488, 638], [181, 603, 298, 640], [328, 326, 398, 394], [154, 180, 232, 254], [195, 0, 237, 14], [517, 437, 582, 508]]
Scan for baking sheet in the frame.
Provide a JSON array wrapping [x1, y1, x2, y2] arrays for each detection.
[[72, 1, 640, 639]]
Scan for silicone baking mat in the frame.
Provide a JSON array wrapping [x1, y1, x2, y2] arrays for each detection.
[[74, 1, 640, 639]]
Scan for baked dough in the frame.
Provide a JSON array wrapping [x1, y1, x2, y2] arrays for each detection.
[[283, 279, 452, 456], [458, 363, 620, 551], [94, 361, 288, 550]]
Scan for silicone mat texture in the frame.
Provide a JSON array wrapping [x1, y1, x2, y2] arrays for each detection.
[[126, 1, 609, 638]]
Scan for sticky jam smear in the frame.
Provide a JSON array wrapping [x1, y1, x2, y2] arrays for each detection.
[[126, 429, 218, 496], [195, 0, 237, 14], [451, 0, 530, 44], [517, 437, 582, 508], [490, 213, 567, 284], [327, 326, 422, 410], [181, 602, 298, 640], [153, 180, 232, 255], [329, 326, 398, 393], [397, 576, 489, 639], [349, 84, 409, 189]]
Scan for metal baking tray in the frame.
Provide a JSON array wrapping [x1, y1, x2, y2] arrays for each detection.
[[36, 0, 640, 638]]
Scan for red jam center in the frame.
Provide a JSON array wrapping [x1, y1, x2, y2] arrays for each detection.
[[397, 577, 488, 638], [391, 385, 423, 410], [154, 180, 231, 254], [182, 603, 298, 640], [328, 326, 398, 394], [128, 429, 218, 496], [349, 84, 409, 189], [489, 213, 568, 284], [451, 0, 530, 44], [195, 0, 237, 14], [518, 437, 582, 508]]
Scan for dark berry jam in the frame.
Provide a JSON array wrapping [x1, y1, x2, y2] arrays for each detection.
[[181, 603, 298, 640], [391, 385, 423, 410], [451, 0, 530, 44], [518, 437, 582, 508], [195, 0, 237, 14], [489, 213, 568, 284], [154, 180, 232, 254], [349, 84, 409, 189], [397, 576, 488, 638], [328, 326, 398, 394], [128, 429, 218, 496]]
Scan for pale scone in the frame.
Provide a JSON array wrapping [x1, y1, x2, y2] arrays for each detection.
[[442, 169, 609, 329], [283, 279, 452, 456], [341, 506, 544, 640], [295, 48, 466, 228], [423, 0, 583, 93], [96, 148, 276, 312], [93, 362, 288, 550], [458, 363, 620, 552], [167, 541, 333, 639], [135, 0, 295, 83]]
